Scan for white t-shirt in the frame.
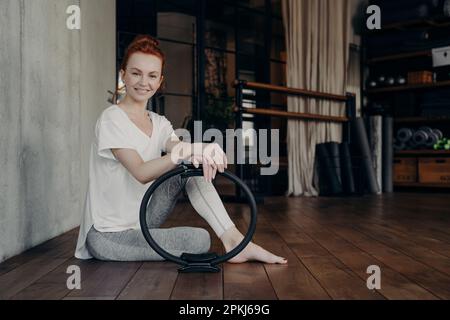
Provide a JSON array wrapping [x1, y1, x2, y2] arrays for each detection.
[[75, 105, 177, 259]]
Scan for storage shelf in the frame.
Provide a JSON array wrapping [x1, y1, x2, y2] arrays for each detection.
[[365, 17, 450, 33], [366, 80, 450, 94], [394, 182, 450, 188], [395, 150, 450, 156], [394, 116, 450, 123], [364, 15, 450, 193], [368, 50, 430, 64]]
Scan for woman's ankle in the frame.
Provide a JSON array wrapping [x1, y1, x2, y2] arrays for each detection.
[[220, 226, 244, 251]]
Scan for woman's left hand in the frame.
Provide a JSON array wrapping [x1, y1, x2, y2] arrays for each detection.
[[190, 143, 228, 182]]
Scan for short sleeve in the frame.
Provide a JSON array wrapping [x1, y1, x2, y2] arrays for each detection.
[[159, 116, 178, 153], [97, 119, 136, 160]]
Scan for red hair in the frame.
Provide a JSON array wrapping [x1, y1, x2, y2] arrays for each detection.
[[120, 34, 165, 72], [113, 35, 165, 103]]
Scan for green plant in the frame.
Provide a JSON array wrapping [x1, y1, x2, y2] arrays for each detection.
[[204, 93, 234, 131]]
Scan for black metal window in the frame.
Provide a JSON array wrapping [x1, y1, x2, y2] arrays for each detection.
[[117, 0, 287, 196], [116, 0, 285, 128]]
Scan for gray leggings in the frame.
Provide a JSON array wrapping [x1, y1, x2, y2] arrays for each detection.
[[86, 175, 213, 261]]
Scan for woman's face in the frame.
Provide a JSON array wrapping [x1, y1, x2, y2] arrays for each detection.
[[120, 52, 164, 103]]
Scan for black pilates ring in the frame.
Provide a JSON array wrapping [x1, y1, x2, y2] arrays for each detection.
[[139, 163, 257, 273]]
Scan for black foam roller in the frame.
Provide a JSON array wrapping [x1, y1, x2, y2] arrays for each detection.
[[382, 116, 394, 193], [352, 118, 380, 194], [340, 143, 355, 194], [326, 142, 342, 185], [315, 143, 343, 196]]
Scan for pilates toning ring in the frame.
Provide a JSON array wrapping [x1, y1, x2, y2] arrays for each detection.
[[139, 163, 257, 273]]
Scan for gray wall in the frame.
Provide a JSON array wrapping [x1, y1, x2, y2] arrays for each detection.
[[0, 0, 116, 263]]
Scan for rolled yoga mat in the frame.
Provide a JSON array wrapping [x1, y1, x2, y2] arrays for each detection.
[[419, 126, 433, 135], [426, 131, 439, 147], [413, 130, 429, 146], [382, 116, 394, 193], [339, 142, 356, 194], [369, 116, 383, 195], [397, 128, 414, 142], [315, 143, 343, 196], [352, 118, 380, 194], [433, 129, 443, 140]]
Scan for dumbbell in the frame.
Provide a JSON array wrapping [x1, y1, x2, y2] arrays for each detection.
[[386, 77, 396, 86], [396, 75, 407, 85], [368, 80, 378, 88], [377, 75, 386, 84]]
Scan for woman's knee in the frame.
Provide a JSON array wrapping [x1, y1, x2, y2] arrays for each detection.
[[185, 176, 214, 196], [190, 227, 211, 253]]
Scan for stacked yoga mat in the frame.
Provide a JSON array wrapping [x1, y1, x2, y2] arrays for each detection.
[[394, 127, 445, 150]]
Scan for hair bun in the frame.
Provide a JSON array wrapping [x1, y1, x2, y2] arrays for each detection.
[[132, 35, 159, 47]]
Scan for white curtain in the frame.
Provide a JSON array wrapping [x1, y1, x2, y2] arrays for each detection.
[[282, 0, 354, 197]]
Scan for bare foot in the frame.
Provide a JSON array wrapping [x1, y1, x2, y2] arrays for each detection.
[[221, 226, 287, 264], [226, 241, 288, 264]]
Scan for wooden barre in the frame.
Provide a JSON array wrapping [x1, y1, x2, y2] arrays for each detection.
[[235, 80, 351, 102], [234, 107, 349, 123]]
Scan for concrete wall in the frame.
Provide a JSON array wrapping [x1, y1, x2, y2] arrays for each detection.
[[0, 0, 116, 263]]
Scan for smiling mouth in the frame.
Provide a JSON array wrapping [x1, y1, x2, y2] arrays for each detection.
[[134, 87, 151, 93]]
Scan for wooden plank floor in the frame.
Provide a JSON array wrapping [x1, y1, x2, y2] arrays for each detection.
[[1, 192, 449, 300]]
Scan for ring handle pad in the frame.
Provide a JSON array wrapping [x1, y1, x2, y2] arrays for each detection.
[[180, 252, 219, 263]]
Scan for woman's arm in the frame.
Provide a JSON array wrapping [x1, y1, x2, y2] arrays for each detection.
[[165, 139, 228, 182], [110, 137, 229, 185], [111, 148, 178, 184]]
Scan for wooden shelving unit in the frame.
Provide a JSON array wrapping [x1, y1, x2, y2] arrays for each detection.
[[366, 80, 450, 94], [362, 7, 450, 191], [394, 181, 450, 188], [367, 50, 431, 64], [395, 150, 450, 156], [365, 16, 450, 33], [394, 116, 450, 123]]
